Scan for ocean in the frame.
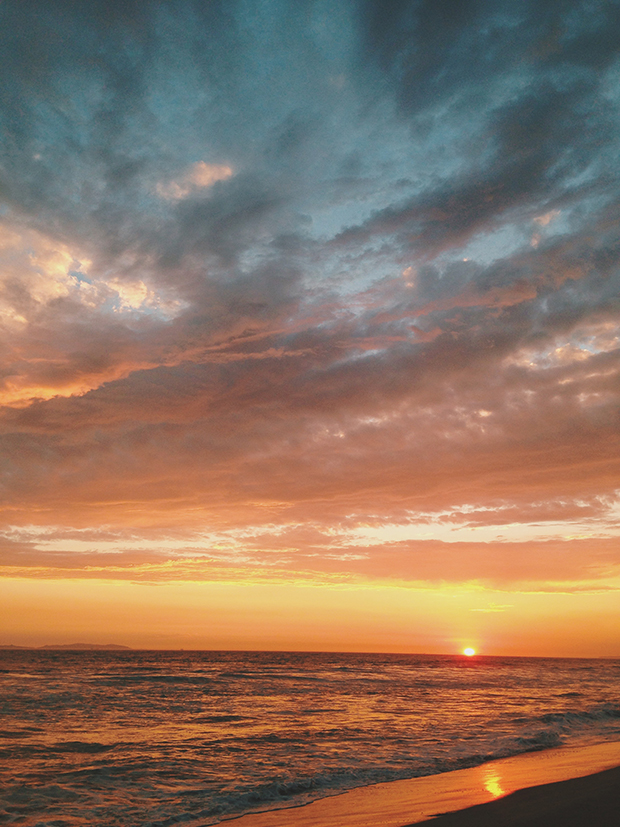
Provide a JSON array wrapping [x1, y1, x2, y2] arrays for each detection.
[[1, 650, 619, 826]]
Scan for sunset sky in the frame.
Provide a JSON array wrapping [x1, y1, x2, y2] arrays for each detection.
[[1, 0, 619, 656]]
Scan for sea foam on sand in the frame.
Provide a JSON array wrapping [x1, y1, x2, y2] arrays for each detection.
[[223, 741, 620, 827]]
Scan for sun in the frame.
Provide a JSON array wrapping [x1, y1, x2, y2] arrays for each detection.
[[463, 647, 476, 656]]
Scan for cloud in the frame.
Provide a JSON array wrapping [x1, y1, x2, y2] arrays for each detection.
[[0, 1, 619, 603], [2, 519, 619, 594], [156, 161, 234, 200], [533, 209, 561, 227]]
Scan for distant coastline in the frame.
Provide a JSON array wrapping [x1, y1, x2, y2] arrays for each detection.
[[0, 643, 132, 650], [0, 646, 618, 656]]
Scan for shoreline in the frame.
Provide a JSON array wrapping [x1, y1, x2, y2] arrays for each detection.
[[416, 764, 620, 826], [224, 740, 620, 827]]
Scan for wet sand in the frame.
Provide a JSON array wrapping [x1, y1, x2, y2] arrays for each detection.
[[416, 764, 620, 826], [225, 741, 620, 827]]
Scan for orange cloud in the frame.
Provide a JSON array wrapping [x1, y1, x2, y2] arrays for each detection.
[[156, 161, 234, 199]]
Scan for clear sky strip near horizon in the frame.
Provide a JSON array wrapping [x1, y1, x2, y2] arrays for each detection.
[[1, 0, 619, 655]]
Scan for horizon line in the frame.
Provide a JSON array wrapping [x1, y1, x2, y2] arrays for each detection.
[[1, 644, 618, 659]]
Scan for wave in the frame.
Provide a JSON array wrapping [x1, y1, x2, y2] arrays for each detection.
[[198, 733, 611, 824], [93, 673, 214, 685], [0, 741, 118, 760], [512, 729, 563, 750], [0, 727, 44, 738], [202, 704, 620, 821], [537, 702, 620, 726]]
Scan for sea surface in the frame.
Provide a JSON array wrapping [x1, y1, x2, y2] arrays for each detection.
[[1, 650, 619, 826]]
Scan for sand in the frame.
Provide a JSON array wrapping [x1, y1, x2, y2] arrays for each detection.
[[413, 764, 620, 826], [224, 741, 620, 827]]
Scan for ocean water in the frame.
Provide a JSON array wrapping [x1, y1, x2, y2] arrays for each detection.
[[1, 651, 619, 826]]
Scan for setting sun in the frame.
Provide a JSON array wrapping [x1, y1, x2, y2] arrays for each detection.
[[463, 648, 476, 657]]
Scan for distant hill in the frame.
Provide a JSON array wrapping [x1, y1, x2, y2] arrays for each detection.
[[0, 643, 132, 650]]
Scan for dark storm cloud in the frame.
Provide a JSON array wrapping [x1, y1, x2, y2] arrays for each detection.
[[1, 1, 619, 587]]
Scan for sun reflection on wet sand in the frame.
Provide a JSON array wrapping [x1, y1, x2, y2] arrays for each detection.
[[481, 764, 506, 798]]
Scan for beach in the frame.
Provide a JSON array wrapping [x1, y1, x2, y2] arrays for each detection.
[[417, 764, 620, 826], [225, 741, 620, 827]]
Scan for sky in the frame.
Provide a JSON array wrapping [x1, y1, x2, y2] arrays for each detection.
[[1, 0, 619, 656]]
